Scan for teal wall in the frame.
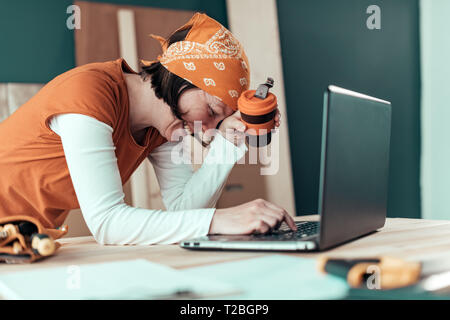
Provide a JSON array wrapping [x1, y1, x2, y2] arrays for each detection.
[[277, 0, 421, 218], [0, 0, 227, 83]]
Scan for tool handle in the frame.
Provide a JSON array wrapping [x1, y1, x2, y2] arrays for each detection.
[[31, 234, 56, 256], [318, 256, 422, 289], [12, 241, 22, 254], [0, 224, 19, 239]]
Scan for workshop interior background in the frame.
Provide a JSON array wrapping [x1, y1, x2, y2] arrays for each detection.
[[0, 0, 449, 236]]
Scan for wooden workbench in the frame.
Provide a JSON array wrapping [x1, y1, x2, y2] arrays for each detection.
[[2, 216, 450, 275]]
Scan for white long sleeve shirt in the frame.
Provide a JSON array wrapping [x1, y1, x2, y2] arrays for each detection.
[[49, 113, 247, 245]]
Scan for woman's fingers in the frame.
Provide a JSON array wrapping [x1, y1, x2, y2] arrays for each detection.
[[220, 113, 246, 132], [232, 110, 242, 120], [274, 108, 280, 121], [252, 210, 296, 234], [282, 212, 297, 231], [210, 199, 297, 235], [247, 199, 296, 234], [262, 200, 297, 231], [251, 220, 272, 234], [274, 108, 281, 127], [217, 111, 248, 145]]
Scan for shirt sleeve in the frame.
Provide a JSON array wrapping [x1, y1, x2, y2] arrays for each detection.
[[49, 113, 215, 245], [43, 71, 119, 135], [148, 132, 248, 211]]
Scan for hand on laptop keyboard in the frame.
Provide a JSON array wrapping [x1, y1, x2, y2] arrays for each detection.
[[254, 221, 320, 239], [208, 199, 298, 235]]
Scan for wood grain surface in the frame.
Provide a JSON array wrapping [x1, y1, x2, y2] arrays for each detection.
[[2, 216, 450, 275]]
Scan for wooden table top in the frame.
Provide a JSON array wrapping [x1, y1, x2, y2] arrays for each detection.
[[2, 215, 450, 274]]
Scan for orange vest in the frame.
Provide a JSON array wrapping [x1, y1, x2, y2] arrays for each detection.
[[0, 58, 166, 229]]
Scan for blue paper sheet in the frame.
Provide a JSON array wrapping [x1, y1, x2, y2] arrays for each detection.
[[182, 255, 349, 299]]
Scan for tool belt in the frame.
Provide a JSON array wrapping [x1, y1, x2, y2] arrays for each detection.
[[0, 215, 68, 264]]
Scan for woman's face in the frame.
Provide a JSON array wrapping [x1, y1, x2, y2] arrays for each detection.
[[177, 89, 235, 134]]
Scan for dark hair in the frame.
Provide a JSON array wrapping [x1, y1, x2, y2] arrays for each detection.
[[139, 27, 196, 120]]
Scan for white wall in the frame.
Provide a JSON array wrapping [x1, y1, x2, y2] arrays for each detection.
[[420, 0, 450, 219]]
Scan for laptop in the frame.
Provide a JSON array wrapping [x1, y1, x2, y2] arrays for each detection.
[[180, 85, 392, 252]]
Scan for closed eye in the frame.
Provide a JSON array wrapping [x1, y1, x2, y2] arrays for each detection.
[[208, 105, 217, 117]]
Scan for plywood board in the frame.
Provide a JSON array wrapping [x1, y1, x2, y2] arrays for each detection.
[[7, 83, 43, 114], [226, 0, 296, 215], [74, 1, 194, 66], [0, 84, 8, 122]]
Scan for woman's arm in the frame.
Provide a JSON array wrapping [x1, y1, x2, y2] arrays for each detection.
[[148, 132, 247, 211], [49, 113, 214, 245]]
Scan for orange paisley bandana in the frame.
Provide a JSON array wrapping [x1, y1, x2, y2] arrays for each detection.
[[141, 12, 250, 111]]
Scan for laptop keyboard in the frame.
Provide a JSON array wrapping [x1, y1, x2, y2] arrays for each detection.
[[252, 221, 320, 240]]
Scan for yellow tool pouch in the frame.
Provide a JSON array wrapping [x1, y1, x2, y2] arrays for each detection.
[[0, 215, 68, 264]]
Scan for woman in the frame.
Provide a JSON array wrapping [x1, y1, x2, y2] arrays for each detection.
[[0, 13, 296, 244]]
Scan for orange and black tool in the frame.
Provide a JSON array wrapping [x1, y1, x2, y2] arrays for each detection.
[[317, 256, 450, 290], [317, 256, 421, 289], [238, 77, 278, 147]]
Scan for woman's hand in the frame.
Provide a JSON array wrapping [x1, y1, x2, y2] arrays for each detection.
[[217, 108, 281, 145], [217, 111, 246, 145], [208, 198, 297, 235]]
